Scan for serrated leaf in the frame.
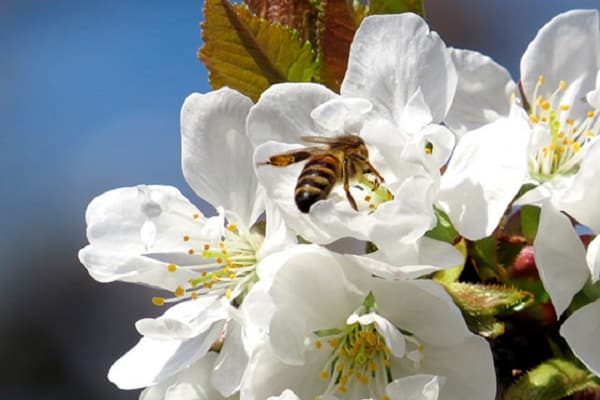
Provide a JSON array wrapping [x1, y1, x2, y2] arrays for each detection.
[[505, 358, 600, 400], [199, 0, 318, 101], [463, 313, 505, 339], [244, 0, 318, 42], [443, 282, 534, 317], [368, 0, 425, 16], [316, 0, 359, 92], [521, 204, 541, 243], [468, 236, 502, 281]]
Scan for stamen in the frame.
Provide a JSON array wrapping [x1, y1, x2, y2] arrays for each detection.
[[167, 263, 177, 272]]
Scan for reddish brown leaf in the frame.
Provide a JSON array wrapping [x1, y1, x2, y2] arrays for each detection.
[[245, 0, 318, 42]]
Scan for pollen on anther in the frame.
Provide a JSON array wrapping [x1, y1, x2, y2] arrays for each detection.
[[538, 75, 545, 85], [329, 338, 340, 348], [424, 147, 432, 155], [588, 111, 596, 118], [192, 213, 199, 220], [203, 244, 210, 251], [559, 80, 567, 90], [225, 288, 232, 300], [174, 286, 185, 297], [183, 235, 190, 242], [529, 114, 539, 124], [314, 340, 322, 349], [364, 195, 371, 202], [152, 297, 165, 306], [559, 104, 570, 111], [541, 101, 550, 110], [319, 371, 329, 380], [188, 248, 195, 255], [191, 292, 199, 300], [227, 223, 237, 232], [167, 263, 177, 272]]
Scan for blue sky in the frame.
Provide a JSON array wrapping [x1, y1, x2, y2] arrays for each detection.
[[1, 1, 599, 398]]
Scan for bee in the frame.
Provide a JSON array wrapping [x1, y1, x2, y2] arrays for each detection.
[[258, 134, 384, 213]]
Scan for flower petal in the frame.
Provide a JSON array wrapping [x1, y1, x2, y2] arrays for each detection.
[[211, 321, 248, 397], [386, 375, 444, 400], [533, 201, 589, 316], [438, 108, 530, 240], [445, 48, 516, 136], [520, 9, 600, 116], [310, 97, 372, 133], [560, 299, 600, 376], [246, 83, 338, 148], [342, 13, 456, 125], [586, 235, 600, 283], [181, 87, 262, 228], [108, 320, 225, 389]]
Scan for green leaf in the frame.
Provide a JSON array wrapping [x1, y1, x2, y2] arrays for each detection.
[[521, 205, 541, 243], [443, 282, 534, 317], [199, 0, 318, 101], [368, 0, 425, 16], [505, 358, 600, 400], [468, 236, 502, 281], [463, 314, 505, 339], [426, 207, 459, 244]]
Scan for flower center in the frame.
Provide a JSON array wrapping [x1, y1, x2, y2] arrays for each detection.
[[310, 311, 424, 399], [152, 215, 262, 306], [355, 177, 395, 212], [527, 75, 600, 182]]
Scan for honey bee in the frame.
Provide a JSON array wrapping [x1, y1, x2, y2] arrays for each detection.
[[259, 134, 384, 213]]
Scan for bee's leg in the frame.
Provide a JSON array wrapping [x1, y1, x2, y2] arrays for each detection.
[[343, 158, 359, 211], [352, 155, 384, 191]]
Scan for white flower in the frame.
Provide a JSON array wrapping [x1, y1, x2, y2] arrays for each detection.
[[78, 87, 296, 394], [560, 298, 600, 377], [446, 10, 600, 209], [242, 246, 495, 400]]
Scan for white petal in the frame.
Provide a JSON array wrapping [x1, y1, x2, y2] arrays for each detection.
[[108, 320, 225, 389], [267, 390, 302, 400], [386, 375, 444, 400], [560, 139, 600, 231], [560, 299, 600, 376], [79, 185, 205, 289], [398, 88, 433, 133], [181, 88, 262, 228], [246, 83, 337, 148], [372, 279, 470, 346], [438, 108, 530, 240], [310, 97, 372, 133], [520, 9, 600, 116], [586, 69, 600, 108], [140, 353, 226, 400], [342, 14, 456, 124], [445, 48, 516, 136], [533, 201, 589, 316], [417, 335, 495, 400], [587, 236, 600, 283], [358, 313, 406, 358], [211, 321, 248, 396]]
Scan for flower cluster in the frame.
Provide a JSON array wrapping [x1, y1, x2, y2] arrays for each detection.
[[79, 9, 600, 400]]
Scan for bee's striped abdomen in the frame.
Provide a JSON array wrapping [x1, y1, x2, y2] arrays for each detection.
[[294, 154, 340, 213]]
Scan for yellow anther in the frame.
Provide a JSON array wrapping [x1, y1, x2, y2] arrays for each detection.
[[573, 142, 581, 153], [225, 288, 232, 300], [588, 111, 596, 118], [339, 374, 349, 385], [314, 340, 322, 349], [364, 195, 371, 202], [167, 263, 177, 272], [368, 362, 377, 371], [188, 248, 195, 255], [541, 116, 548, 123], [203, 244, 210, 251], [329, 338, 340, 348], [383, 359, 391, 367], [218, 241, 225, 248], [536, 96, 544, 105], [587, 130, 595, 137], [366, 332, 377, 346], [152, 297, 165, 306], [538, 75, 545, 85], [319, 371, 330, 380], [559, 80, 567, 90], [192, 213, 199, 219], [227, 223, 237, 232], [221, 249, 228, 255], [337, 386, 347, 394], [336, 363, 345, 372], [559, 104, 570, 111], [211, 273, 219, 282], [204, 282, 213, 289], [369, 204, 376, 209], [183, 235, 190, 242], [541, 101, 550, 110], [216, 257, 223, 264], [424, 147, 432, 155], [229, 273, 236, 280], [191, 292, 198, 300], [356, 373, 369, 385], [174, 286, 185, 297], [529, 114, 539, 124], [201, 271, 208, 277], [567, 118, 575, 126]]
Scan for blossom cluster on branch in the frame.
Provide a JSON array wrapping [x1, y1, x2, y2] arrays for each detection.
[[79, 6, 600, 400]]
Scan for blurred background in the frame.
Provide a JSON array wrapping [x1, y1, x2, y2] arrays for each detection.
[[1, 0, 598, 398]]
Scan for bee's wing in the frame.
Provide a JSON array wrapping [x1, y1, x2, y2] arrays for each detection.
[[257, 146, 325, 167], [301, 135, 360, 146]]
